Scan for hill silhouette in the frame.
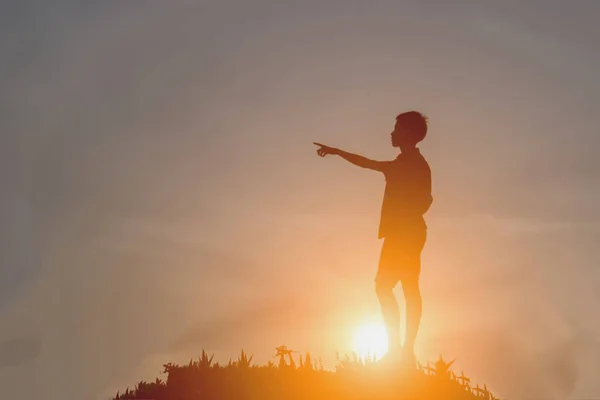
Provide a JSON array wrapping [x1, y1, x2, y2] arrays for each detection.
[[113, 347, 497, 400]]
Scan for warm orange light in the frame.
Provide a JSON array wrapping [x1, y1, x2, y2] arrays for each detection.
[[353, 323, 388, 360]]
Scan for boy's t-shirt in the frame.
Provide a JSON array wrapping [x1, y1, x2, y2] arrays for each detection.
[[378, 148, 433, 239]]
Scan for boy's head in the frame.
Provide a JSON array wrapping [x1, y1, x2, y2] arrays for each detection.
[[390, 111, 428, 148]]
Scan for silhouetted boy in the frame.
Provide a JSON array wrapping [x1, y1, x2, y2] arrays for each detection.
[[314, 111, 432, 368]]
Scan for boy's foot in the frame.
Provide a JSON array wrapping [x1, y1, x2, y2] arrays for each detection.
[[400, 348, 417, 370], [377, 348, 402, 369]]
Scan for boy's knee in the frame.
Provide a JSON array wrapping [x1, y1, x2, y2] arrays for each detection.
[[401, 279, 421, 298], [375, 280, 394, 298]]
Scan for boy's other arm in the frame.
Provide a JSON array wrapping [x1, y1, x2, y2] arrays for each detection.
[[411, 162, 433, 215], [313, 142, 390, 172]]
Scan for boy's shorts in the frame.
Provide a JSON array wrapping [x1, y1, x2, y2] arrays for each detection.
[[375, 228, 427, 288]]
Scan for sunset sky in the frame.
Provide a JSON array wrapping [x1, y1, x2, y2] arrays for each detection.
[[2, 1, 600, 399]]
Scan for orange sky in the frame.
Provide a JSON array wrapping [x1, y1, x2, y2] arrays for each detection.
[[2, 2, 600, 399]]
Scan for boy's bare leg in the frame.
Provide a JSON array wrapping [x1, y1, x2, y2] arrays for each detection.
[[401, 278, 422, 364], [375, 281, 401, 354]]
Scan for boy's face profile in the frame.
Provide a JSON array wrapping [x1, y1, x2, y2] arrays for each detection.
[[390, 120, 410, 148]]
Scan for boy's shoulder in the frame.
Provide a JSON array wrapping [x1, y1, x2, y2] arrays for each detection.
[[400, 149, 429, 165]]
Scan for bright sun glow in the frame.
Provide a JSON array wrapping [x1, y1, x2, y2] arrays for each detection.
[[353, 323, 388, 360]]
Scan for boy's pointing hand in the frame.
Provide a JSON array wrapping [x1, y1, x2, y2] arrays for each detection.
[[313, 142, 339, 157]]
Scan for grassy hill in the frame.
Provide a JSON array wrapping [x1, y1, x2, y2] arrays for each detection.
[[113, 347, 497, 400]]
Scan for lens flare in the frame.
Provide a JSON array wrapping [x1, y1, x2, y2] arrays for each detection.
[[353, 323, 388, 360]]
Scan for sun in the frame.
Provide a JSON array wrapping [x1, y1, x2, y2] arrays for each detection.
[[353, 323, 388, 360]]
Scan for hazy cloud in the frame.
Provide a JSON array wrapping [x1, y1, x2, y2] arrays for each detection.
[[2, 1, 600, 399]]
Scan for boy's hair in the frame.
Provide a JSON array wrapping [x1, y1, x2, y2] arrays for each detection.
[[396, 111, 428, 143]]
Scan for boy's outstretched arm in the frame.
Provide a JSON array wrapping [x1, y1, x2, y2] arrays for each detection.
[[313, 142, 390, 172]]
